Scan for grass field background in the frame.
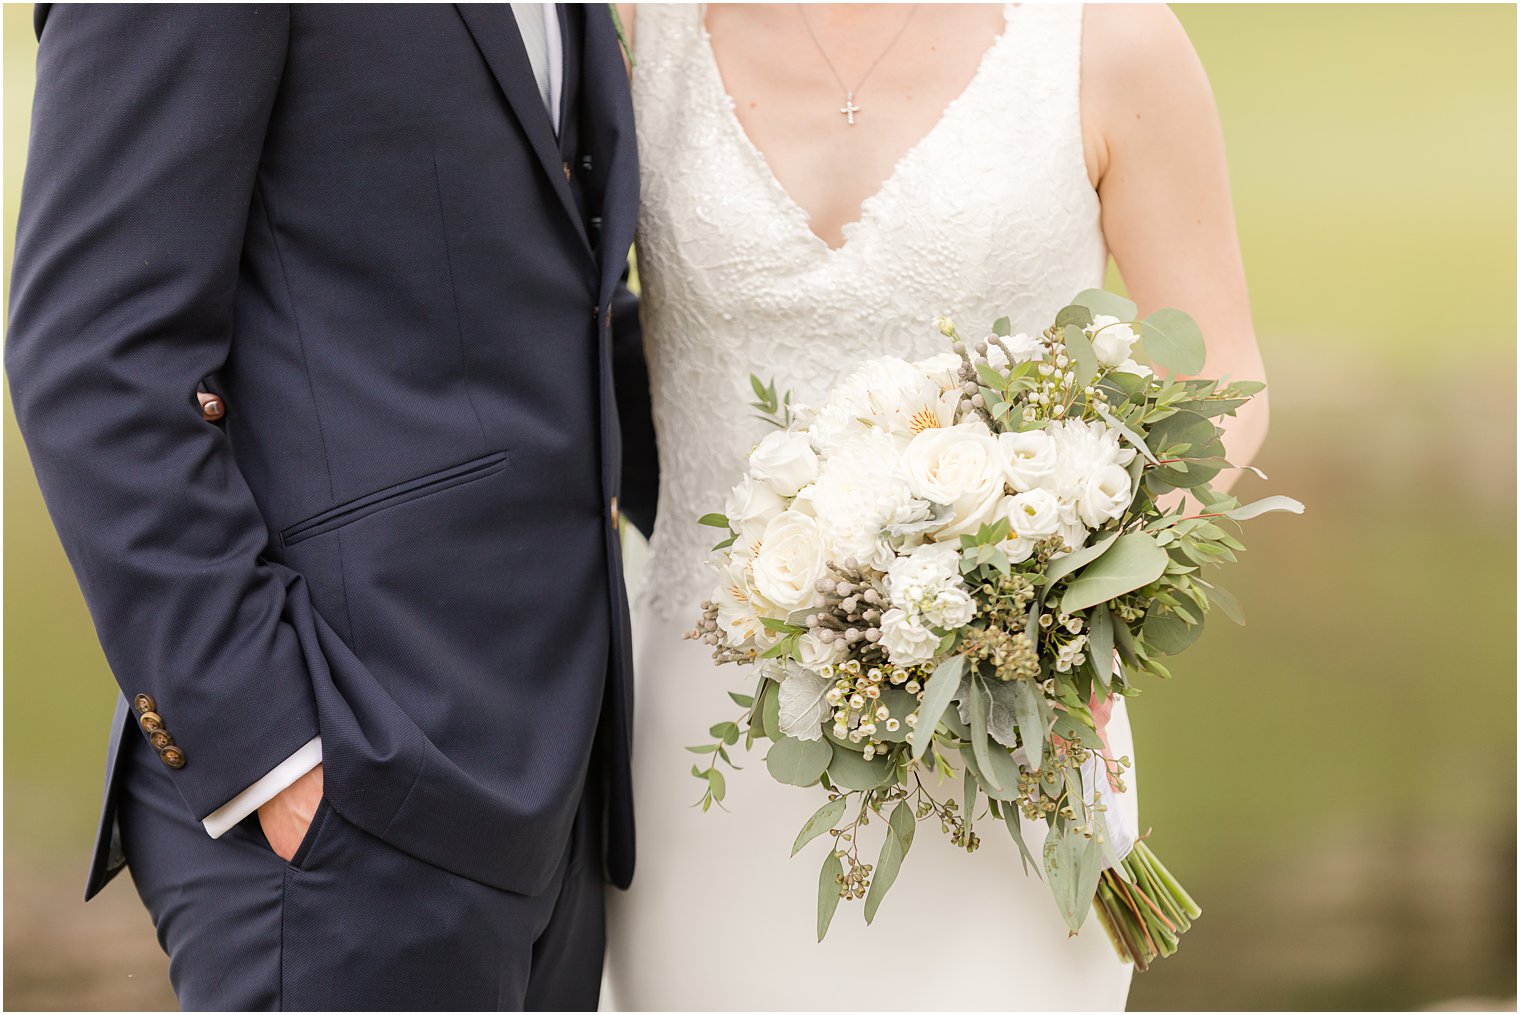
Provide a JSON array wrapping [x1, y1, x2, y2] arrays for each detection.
[[4, 4, 1515, 1010]]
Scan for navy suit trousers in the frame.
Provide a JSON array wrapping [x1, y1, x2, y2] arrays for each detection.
[[118, 733, 605, 1011]]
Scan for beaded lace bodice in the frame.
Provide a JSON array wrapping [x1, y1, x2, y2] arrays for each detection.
[[631, 3, 1106, 619]]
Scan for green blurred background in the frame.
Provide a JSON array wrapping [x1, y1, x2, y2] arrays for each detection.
[[3, 3, 1514, 1010]]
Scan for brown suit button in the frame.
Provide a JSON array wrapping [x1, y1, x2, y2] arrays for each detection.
[[138, 711, 164, 733], [148, 730, 174, 751], [159, 746, 187, 769], [133, 693, 156, 714]]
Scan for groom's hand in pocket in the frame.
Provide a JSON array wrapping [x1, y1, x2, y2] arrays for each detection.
[[258, 763, 324, 862]]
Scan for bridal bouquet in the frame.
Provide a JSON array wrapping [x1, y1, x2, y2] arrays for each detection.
[[686, 289, 1300, 968]]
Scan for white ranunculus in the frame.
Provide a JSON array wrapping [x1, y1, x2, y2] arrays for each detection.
[[724, 474, 786, 531], [1086, 314, 1141, 368], [1078, 463, 1133, 528], [1004, 488, 1062, 540], [902, 422, 1008, 539], [879, 608, 939, 667], [998, 429, 1057, 492], [750, 511, 827, 615], [997, 332, 1047, 366], [796, 629, 848, 670], [748, 430, 819, 497]]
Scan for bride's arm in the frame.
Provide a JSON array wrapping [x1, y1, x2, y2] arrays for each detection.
[[1081, 4, 1269, 493], [614, 4, 636, 76]]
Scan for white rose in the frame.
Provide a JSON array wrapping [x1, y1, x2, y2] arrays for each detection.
[[1078, 463, 1133, 528], [1004, 488, 1062, 540], [902, 422, 1007, 539], [796, 629, 848, 670], [1086, 314, 1140, 368], [998, 430, 1057, 492], [724, 474, 786, 531], [1113, 358, 1153, 380], [750, 511, 827, 615], [879, 608, 939, 667], [749, 430, 819, 497]]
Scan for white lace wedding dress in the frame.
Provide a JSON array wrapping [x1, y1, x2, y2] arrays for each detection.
[[605, 4, 1137, 1010]]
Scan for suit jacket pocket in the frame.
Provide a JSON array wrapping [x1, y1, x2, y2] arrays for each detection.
[[279, 451, 509, 548]]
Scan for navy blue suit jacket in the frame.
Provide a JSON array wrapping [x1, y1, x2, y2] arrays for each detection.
[[7, 4, 655, 899]]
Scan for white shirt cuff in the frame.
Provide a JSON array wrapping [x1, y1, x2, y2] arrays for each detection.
[[201, 736, 323, 839]]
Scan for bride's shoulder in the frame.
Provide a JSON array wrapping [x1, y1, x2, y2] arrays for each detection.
[[1079, 4, 1215, 185]]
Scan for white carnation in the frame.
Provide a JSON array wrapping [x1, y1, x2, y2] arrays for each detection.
[[879, 608, 939, 667], [797, 432, 931, 571], [885, 542, 976, 631]]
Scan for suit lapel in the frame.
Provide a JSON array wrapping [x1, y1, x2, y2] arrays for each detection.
[[455, 4, 592, 258], [578, 6, 640, 295]]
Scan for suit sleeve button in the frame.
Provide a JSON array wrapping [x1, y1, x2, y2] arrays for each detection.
[[133, 694, 156, 714], [148, 730, 174, 751], [138, 711, 164, 733], [159, 746, 187, 769]]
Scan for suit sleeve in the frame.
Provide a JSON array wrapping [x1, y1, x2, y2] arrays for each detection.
[[610, 260, 658, 539], [6, 4, 324, 821]]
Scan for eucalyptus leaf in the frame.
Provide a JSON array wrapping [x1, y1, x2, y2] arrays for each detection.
[[1062, 324, 1099, 387], [864, 801, 917, 923], [1094, 405, 1159, 466], [1140, 307, 1206, 375], [765, 735, 831, 787], [978, 740, 1023, 798], [817, 851, 843, 941], [1201, 581, 1246, 625], [1003, 805, 1042, 879], [760, 676, 781, 740], [1060, 533, 1170, 613], [1073, 288, 1138, 321], [992, 315, 1012, 337], [967, 675, 1000, 791], [1088, 606, 1115, 688], [1043, 824, 1087, 933], [1011, 677, 1045, 772], [826, 743, 893, 790], [909, 655, 966, 760], [1222, 495, 1305, 521], [1041, 531, 1122, 601], [1054, 303, 1093, 329], [792, 796, 848, 856], [1143, 605, 1204, 655]]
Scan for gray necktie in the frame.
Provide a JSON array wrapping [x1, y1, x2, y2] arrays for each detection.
[[510, 4, 554, 127]]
